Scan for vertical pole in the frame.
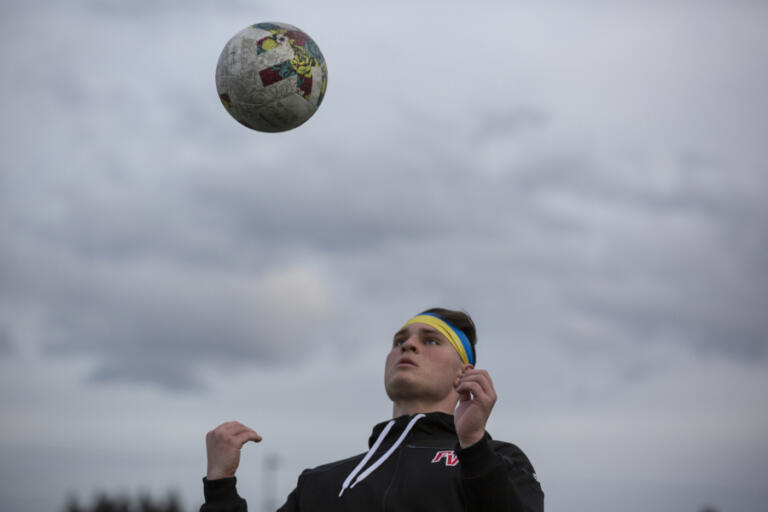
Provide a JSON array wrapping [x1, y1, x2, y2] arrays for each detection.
[[263, 453, 280, 512]]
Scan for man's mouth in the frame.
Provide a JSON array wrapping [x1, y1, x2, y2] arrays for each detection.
[[397, 358, 417, 367]]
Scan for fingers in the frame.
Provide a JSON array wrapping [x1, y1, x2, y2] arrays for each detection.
[[458, 369, 494, 392], [235, 429, 263, 445], [207, 421, 263, 446], [456, 369, 497, 405], [456, 380, 485, 402]]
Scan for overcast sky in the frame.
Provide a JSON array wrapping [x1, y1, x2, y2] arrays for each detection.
[[1, 1, 767, 511]]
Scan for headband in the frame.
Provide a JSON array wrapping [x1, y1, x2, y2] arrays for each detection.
[[401, 313, 475, 366]]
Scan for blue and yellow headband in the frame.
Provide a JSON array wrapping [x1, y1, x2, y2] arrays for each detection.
[[401, 312, 475, 366]]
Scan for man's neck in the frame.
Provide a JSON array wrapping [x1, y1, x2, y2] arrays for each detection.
[[392, 397, 456, 418]]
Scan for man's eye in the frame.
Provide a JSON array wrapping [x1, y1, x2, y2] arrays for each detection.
[[394, 338, 404, 346], [426, 338, 438, 345]]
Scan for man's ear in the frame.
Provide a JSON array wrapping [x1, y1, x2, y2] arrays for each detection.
[[453, 364, 474, 388]]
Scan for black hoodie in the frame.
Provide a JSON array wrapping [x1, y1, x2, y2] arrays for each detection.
[[201, 412, 544, 512]]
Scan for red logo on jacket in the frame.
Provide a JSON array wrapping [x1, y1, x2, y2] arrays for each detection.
[[431, 450, 459, 467]]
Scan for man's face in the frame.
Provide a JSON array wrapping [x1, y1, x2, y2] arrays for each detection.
[[384, 322, 465, 404]]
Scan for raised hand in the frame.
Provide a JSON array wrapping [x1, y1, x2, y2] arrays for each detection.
[[454, 369, 497, 448], [205, 421, 263, 480]]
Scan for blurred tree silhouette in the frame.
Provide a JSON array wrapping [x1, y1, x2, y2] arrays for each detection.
[[63, 491, 182, 512]]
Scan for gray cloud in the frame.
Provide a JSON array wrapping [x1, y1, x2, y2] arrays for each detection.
[[3, 128, 766, 390], [5, 235, 331, 389], [473, 107, 549, 141], [0, 326, 12, 356], [2, 0, 253, 17], [1, 0, 766, 393], [2, 3, 768, 512]]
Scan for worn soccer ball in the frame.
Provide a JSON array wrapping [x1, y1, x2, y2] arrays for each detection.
[[215, 22, 328, 132]]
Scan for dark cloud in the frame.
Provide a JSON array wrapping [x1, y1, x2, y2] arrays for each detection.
[[86, 358, 205, 391], [1, 197, 331, 390], [2, 5, 768, 512], [0, 325, 13, 356], [2, 0, 253, 17], [3, 122, 766, 391], [1, 0, 767, 395], [474, 107, 549, 140]]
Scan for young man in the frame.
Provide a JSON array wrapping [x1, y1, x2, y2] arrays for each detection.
[[201, 308, 544, 511]]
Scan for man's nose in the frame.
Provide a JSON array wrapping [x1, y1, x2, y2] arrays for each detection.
[[400, 336, 418, 352]]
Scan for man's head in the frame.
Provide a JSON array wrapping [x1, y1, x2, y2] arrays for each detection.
[[384, 308, 477, 410]]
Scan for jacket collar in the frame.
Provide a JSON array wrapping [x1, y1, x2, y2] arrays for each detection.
[[368, 412, 457, 448]]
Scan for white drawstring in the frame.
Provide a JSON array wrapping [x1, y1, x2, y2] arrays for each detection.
[[338, 419, 394, 497], [338, 414, 425, 497]]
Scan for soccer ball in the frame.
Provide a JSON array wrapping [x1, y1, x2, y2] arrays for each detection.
[[215, 22, 328, 132]]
